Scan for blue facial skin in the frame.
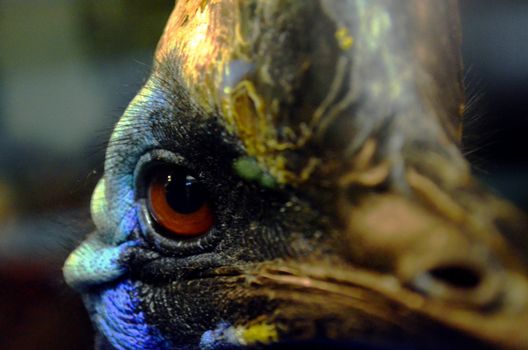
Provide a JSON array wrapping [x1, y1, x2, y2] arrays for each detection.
[[63, 79, 174, 350], [63, 78, 252, 350], [86, 279, 173, 350], [62, 75, 269, 350]]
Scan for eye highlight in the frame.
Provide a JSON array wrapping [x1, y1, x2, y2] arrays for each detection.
[[147, 166, 214, 236]]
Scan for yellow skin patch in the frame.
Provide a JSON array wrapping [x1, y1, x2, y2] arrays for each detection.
[[335, 27, 354, 50], [155, 0, 322, 186], [235, 323, 279, 346], [222, 77, 318, 185]]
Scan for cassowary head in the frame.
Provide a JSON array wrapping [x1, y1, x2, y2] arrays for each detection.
[[64, 1, 528, 349]]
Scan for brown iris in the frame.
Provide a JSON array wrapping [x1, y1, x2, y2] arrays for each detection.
[[147, 167, 214, 236]]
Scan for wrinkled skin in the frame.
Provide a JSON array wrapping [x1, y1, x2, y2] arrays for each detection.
[[64, 1, 528, 349]]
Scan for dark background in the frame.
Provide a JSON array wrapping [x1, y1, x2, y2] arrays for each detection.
[[461, 0, 528, 210], [0, 1, 526, 349]]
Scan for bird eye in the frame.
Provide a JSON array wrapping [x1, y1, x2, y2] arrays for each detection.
[[146, 166, 214, 237]]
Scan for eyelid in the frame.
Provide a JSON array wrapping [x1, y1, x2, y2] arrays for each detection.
[[134, 149, 186, 198], [134, 149, 222, 257]]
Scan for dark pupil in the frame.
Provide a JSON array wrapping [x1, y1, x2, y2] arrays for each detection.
[[163, 170, 207, 214]]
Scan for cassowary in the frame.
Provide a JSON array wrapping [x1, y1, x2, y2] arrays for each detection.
[[64, 1, 528, 349]]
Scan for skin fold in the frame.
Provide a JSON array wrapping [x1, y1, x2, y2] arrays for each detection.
[[64, 1, 528, 349]]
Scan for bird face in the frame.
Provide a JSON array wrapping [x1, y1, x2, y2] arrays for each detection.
[[64, 1, 528, 349]]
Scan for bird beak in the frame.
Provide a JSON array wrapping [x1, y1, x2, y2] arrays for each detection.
[[219, 137, 528, 348]]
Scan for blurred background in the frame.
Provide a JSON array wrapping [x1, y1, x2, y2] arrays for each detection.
[[0, 0, 526, 349]]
